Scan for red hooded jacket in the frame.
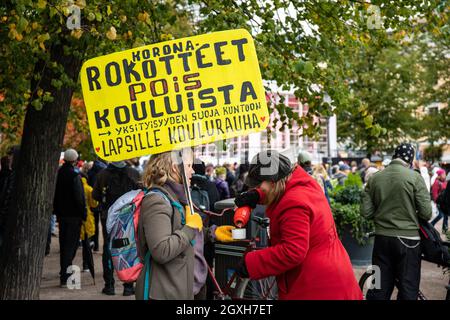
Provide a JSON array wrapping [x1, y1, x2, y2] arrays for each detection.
[[245, 166, 363, 300]]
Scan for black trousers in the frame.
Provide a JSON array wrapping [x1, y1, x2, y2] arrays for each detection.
[[100, 217, 133, 290], [366, 235, 421, 300], [204, 241, 215, 300], [46, 222, 51, 255], [92, 209, 100, 251], [59, 217, 82, 284], [82, 237, 92, 270]]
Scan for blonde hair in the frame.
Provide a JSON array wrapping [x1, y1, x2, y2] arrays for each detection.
[[142, 152, 179, 187], [142, 149, 193, 188], [313, 164, 328, 180], [215, 166, 226, 176], [265, 174, 291, 206]]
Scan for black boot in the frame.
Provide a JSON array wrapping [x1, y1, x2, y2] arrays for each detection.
[[123, 283, 135, 296], [102, 286, 115, 296]]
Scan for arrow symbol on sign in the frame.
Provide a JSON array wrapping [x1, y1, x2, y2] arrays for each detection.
[[99, 131, 111, 137]]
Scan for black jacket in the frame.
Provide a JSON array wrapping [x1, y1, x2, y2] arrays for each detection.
[[53, 163, 87, 220], [87, 160, 107, 187], [225, 170, 235, 190], [92, 165, 139, 215]]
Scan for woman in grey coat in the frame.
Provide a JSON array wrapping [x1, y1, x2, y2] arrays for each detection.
[[135, 149, 204, 300]]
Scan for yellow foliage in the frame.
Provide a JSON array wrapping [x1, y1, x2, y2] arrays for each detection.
[[90, 26, 99, 36], [71, 29, 83, 39], [37, 0, 47, 9], [138, 12, 149, 22], [76, 0, 86, 9], [106, 26, 117, 40]]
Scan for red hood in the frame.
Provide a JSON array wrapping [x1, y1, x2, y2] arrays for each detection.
[[266, 165, 321, 214], [285, 165, 317, 191]]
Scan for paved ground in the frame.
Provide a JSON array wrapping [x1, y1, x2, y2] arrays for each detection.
[[39, 219, 449, 300], [40, 231, 134, 300]]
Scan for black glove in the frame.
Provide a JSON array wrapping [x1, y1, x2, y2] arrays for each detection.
[[236, 257, 249, 278], [234, 189, 260, 209]]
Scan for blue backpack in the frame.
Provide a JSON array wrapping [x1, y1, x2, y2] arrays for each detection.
[[107, 187, 185, 300]]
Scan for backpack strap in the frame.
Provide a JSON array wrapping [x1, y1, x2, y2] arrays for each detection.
[[146, 188, 185, 224], [146, 188, 196, 247], [140, 187, 196, 300], [143, 251, 151, 301]]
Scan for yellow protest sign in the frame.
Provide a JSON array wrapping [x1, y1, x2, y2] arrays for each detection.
[[80, 29, 269, 161]]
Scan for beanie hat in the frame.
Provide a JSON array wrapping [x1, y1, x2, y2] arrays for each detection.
[[393, 143, 415, 165], [339, 164, 351, 171], [64, 149, 78, 162], [193, 159, 206, 176], [111, 161, 126, 168], [245, 150, 293, 188], [297, 150, 312, 165]]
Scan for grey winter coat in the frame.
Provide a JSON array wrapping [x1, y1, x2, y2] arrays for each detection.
[[135, 185, 196, 300]]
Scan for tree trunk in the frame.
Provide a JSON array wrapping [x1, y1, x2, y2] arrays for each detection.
[[0, 43, 82, 299]]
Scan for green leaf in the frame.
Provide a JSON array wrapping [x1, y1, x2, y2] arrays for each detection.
[[37, 0, 47, 9], [295, 60, 305, 73], [49, 6, 57, 18], [37, 33, 50, 43], [17, 17, 29, 33], [87, 12, 96, 21], [303, 61, 314, 74], [42, 92, 54, 103], [363, 115, 373, 128], [51, 79, 63, 89], [31, 99, 43, 111], [370, 124, 381, 137], [133, 37, 145, 48]]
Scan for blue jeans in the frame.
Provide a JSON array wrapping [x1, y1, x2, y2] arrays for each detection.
[[431, 209, 448, 231], [50, 214, 56, 234]]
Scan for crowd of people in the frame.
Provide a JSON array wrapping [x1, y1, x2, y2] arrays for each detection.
[[0, 143, 448, 300], [298, 150, 449, 235], [40, 149, 254, 298], [41, 147, 364, 299]]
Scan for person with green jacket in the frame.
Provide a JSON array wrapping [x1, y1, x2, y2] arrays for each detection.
[[361, 143, 432, 300]]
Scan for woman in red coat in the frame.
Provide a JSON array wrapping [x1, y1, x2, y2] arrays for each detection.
[[235, 150, 362, 300]]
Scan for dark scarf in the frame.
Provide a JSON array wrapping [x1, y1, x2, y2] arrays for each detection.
[[164, 180, 187, 205]]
